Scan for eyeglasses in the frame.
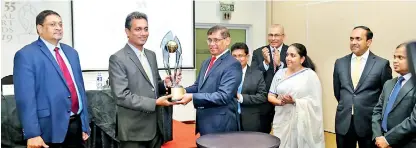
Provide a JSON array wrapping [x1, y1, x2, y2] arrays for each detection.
[[268, 33, 284, 38], [232, 54, 248, 58], [42, 22, 63, 28], [207, 38, 225, 44]]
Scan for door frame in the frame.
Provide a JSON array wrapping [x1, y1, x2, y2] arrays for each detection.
[[194, 23, 251, 49]]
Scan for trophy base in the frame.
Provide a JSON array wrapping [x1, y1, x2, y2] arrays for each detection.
[[170, 85, 185, 102]]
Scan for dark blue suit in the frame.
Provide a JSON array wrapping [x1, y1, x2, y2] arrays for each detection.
[[13, 38, 90, 143], [185, 51, 242, 135]]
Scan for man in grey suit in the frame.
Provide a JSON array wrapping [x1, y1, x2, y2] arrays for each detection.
[[333, 26, 392, 148], [372, 43, 416, 148], [230, 42, 269, 133], [108, 11, 177, 148]]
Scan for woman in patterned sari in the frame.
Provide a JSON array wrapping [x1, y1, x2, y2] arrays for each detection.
[[268, 43, 325, 148]]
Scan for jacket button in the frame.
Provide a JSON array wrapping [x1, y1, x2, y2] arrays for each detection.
[[68, 96, 71, 99], [68, 110, 71, 113], [353, 94, 356, 97], [151, 88, 155, 92]]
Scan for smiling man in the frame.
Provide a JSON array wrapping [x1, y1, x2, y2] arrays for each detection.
[[108, 11, 176, 148], [177, 25, 242, 136], [13, 10, 90, 147], [333, 26, 392, 148], [372, 43, 416, 148], [250, 24, 288, 133]]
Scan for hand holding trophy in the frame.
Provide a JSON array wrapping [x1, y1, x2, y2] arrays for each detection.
[[161, 31, 185, 102]]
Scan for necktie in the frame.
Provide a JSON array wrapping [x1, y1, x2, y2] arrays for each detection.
[[271, 48, 277, 72], [205, 56, 216, 76], [352, 56, 362, 89], [237, 77, 243, 114], [54, 47, 79, 114], [382, 76, 405, 132], [140, 51, 154, 86]]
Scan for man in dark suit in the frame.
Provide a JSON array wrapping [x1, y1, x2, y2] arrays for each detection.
[[231, 42, 269, 133], [251, 24, 288, 133], [13, 10, 90, 147], [177, 25, 242, 136], [108, 11, 175, 148], [333, 26, 392, 148], [372, 43, 416, 148]]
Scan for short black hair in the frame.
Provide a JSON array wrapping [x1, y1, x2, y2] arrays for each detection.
[[36, 10, 60, 26], [231, 42, 249, 55], [125, 11, 148, 30], [353, 26, 373, 40], [207, 25, 230, 39]]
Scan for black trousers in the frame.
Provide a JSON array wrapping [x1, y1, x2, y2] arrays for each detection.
[[119, 132, 162, 148], [336, 116, 376, 148], [48, 115, 84, 148]]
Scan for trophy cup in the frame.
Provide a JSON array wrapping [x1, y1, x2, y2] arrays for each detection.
[[161, 31, 185, 102]]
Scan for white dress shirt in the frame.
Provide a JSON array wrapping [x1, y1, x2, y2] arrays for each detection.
[[350, 49, 370, 79]]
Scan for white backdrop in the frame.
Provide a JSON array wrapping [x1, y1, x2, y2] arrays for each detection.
[[1, 0, 73, 77], [72, 0, 194, 70]]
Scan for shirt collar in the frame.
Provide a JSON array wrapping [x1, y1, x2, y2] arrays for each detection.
[[127, 42, 145, 56], [270, 44, 283, 52], [399, 73, 412, 81], [40, 37, 62, 52], [213, 49, 229, 59], [352, 49, 370, 60], [242, 65, 247, 74]]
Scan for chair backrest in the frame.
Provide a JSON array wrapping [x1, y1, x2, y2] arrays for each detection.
[[1, 75, 13, 95], [1, 75, 13, 85]]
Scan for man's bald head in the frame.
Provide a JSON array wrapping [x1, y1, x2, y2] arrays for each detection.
[[268, 24, 285, 48]]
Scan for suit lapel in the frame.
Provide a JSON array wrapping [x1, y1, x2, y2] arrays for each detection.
[[241, 65, 251, 93], [391, 77, 415, 111], [198, 59, 209, 90], [124, 45, 153, 87], [37, 39, 69, 90], [345, 55, 355, 93], [382, 79, 396, 116], [355, 52, 376, 91], [144, 49, 156, 86], [200, 52, 229, 87]]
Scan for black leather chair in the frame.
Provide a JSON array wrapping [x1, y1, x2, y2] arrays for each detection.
[[1, 75, 13, 95]]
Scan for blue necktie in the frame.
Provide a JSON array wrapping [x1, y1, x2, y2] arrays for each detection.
[[382, 76, 405, 132], [237, 81, 243, 114]]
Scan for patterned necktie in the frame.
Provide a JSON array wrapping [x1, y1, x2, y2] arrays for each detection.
[[205, 56, 216, 77], [352, 56, 362, 89], [382, 76, 405, 132], [140, 51, 154, 86], [54, 47, 79, 114]]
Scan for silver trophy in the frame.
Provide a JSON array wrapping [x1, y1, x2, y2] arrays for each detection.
[[161, 31, 184, 102]]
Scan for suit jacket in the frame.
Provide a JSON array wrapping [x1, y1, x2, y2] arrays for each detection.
[[108, 44, 172, 142], [13, 38, 90, 143], [185, 51, 242, 136], [333, 51, 392, 137], [372, 77, 416, 148], [239, 66, 269, 133]]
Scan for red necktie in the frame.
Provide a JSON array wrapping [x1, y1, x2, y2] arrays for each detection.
[[206, 56, 217, 74], [54, 47, 79, 114]]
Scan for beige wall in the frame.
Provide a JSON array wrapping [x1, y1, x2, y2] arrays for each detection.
[[267, 1, 416, 133]]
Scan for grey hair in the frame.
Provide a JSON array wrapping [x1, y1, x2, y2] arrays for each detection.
[[125, 11, 148, 30], [207, 25, 230, 39]]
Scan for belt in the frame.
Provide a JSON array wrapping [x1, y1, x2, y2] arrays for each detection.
[[69, 114, 79, 121]]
